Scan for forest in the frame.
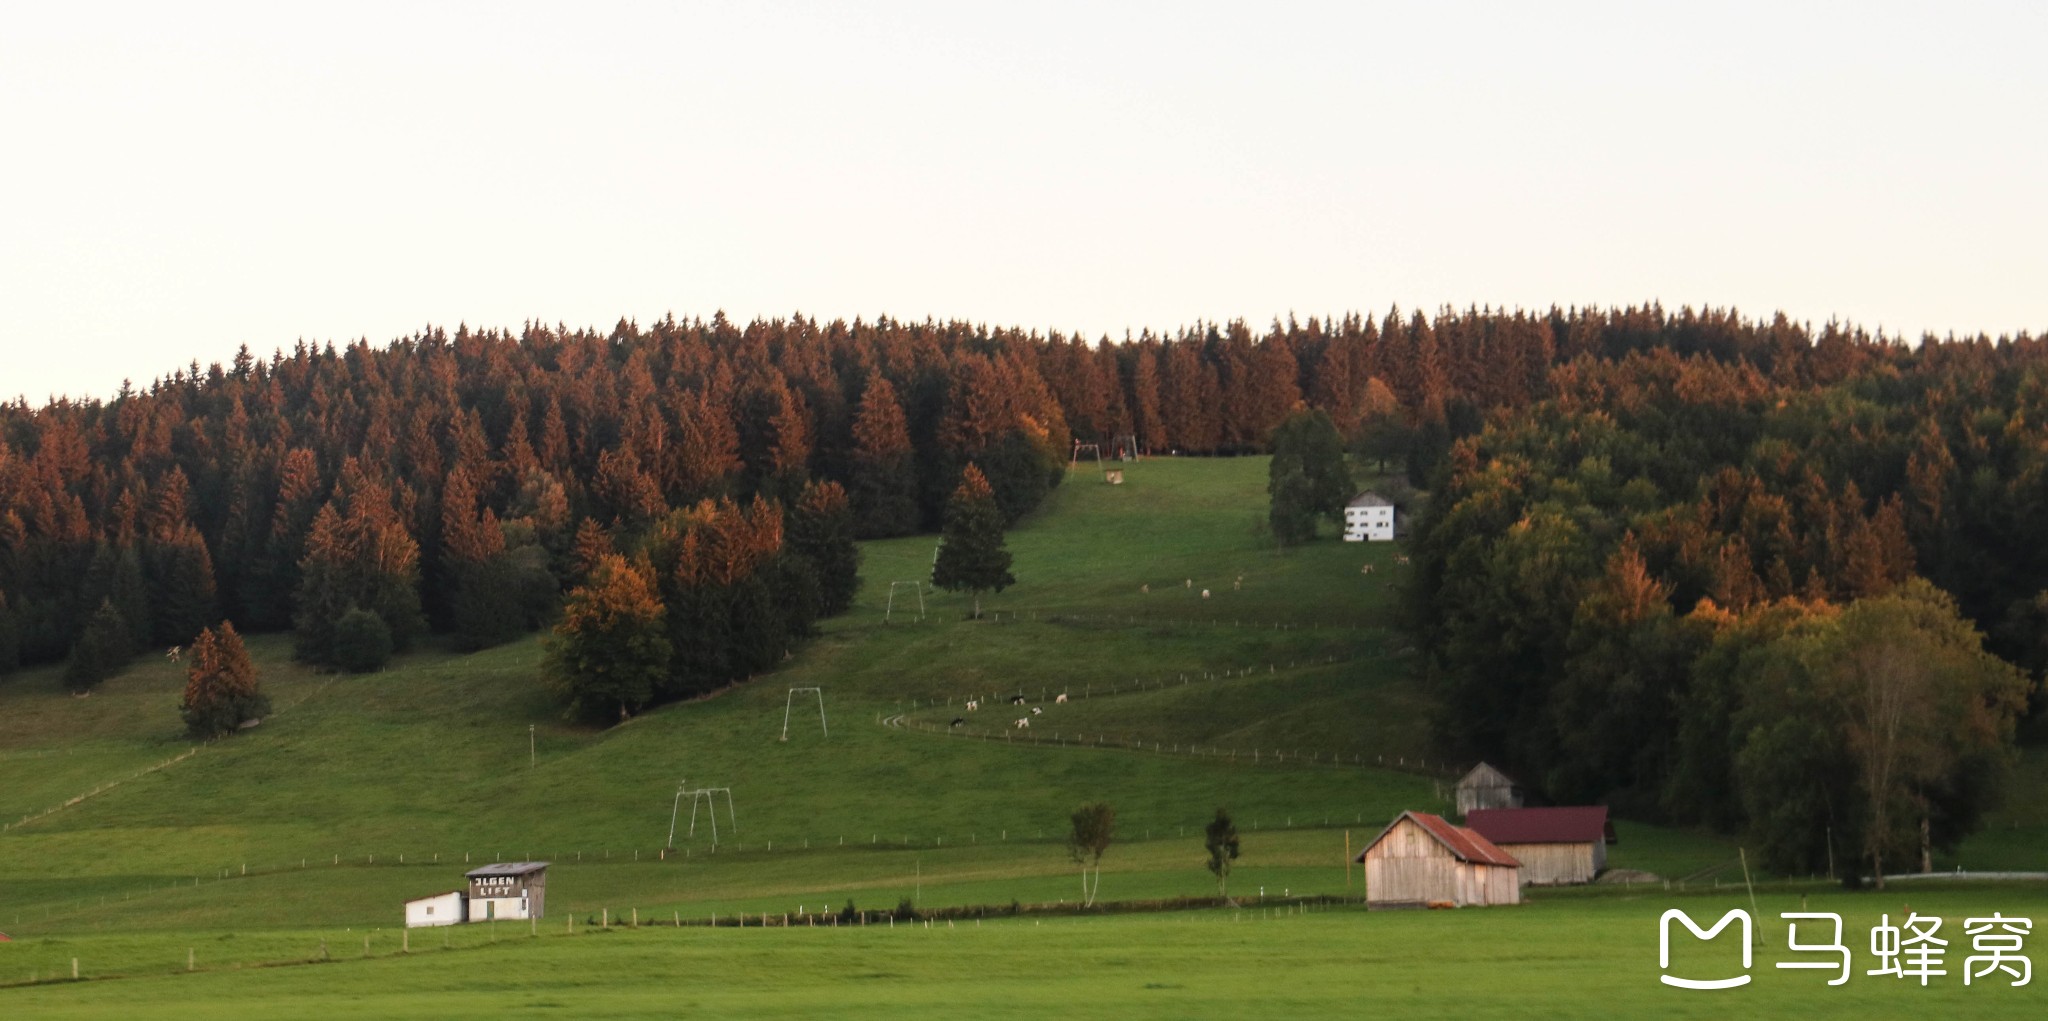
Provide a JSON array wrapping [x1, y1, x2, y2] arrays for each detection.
[[2, 305, 2046, 874]]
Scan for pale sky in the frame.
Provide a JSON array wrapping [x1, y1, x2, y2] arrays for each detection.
[[3, 2, 2043, 403]]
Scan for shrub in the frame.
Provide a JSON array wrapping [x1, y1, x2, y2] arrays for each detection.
[[332, 607, 394, 673]]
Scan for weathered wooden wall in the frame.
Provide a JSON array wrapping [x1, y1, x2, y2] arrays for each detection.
[[1501, 842, 1599, 885]]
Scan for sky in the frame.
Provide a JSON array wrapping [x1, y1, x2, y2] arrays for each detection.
[[2, 1, 2043, 403]]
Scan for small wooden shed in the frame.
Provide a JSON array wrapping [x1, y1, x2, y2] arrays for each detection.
[[1355, 810, 1522, 908], [465, 861, 549, 921], [1455, 762, 1523, 816], [1464, 806, 1615, 886]]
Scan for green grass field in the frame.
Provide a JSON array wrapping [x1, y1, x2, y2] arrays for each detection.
[[3, 456, 2044, 1017]]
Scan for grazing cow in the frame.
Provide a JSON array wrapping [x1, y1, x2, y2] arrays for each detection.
[[950, 717, 965, 728], [1140, 583, 1149, 594], [1201, 589, 1210, 599], [1031, 706, 1043, 716], [1361, 563, 1375, 575], [165, 646, 183, 663], [1015, 718, 1030, 729], [1184, 578, 1191, 588], [1010, 695, 1027, 705], [1055, 693, 1068, 704], [1395, 555, 1411, 565], [965, 700, 979, 712]]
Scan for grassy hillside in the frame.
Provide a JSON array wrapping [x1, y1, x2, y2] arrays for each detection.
[[0, 459, 1463, 935], [12, 454, 2039, 1017]]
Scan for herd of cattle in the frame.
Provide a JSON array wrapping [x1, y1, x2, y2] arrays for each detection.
[[949, 691, 1070, 731]]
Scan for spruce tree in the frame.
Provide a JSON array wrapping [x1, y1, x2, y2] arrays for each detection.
[[932, 464, 1015, 619], [787, 481, 860, 617], [146, 525, 219, 646], [180, 622, 268, 738], [63, 599, 132, 694], [848, 375, 919, 538]]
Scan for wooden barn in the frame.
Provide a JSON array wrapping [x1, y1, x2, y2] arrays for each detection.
[[1454, 761, 1523, 816], [1464, 806, 1615, 886], [465, 862, 549, 921], [1355, 810, 1522, 908]]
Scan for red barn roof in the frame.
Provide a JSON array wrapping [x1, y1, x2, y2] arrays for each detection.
[[1464, 806, 1613, 845], [1355, 811, 1521, 868]]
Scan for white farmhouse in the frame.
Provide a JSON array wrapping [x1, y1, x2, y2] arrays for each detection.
[[1343, 492, 1395, 542]]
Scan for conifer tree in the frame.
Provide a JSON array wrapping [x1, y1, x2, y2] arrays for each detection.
[[848, 374, 919, 538], [145, 524, 219, 646], [787, 480, 861, 617], [932, 464, 1014, 619], [63, 599, 131, 694], [180, 622, 268, 738], [292, 463, 425, 668]]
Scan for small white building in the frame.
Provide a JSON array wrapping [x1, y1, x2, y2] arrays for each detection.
[[405, 890, 467, 928], [1343, 492, 1395, 542]]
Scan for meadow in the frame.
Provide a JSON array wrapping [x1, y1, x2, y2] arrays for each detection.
[[2, 456, 2042, 1017]]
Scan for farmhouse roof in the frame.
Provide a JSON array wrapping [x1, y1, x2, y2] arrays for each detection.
[[1347, 491, 1393, 508], [1464, 807, 1614, 846], [1456, 761, 1518, 790], [1354, 811, 1521, 868], [465, 861, 550, 878]]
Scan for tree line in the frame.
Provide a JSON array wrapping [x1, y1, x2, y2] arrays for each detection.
[[2, 303, 2037, 741], [1407, 337, 2048, 885]]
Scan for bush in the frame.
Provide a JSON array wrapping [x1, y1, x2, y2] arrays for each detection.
[[332, 608, 394, 673], [893, 897, 920, 921]]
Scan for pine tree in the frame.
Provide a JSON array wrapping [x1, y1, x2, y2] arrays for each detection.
[[932, 464, 1015, 619], [787, 481, 861, 617], [63, 599, 132, 694], [145, 524, 219, 646], [292, 464, 426, 669], [848, 374, 919, 538], [543, 554, 670, 724], [180, 622, 268, 739]]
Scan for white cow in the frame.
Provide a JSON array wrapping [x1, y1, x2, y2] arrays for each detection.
[[1395, 555, 1411, 566], [1031, 706, 1043, 716], [1014, 718, 1031, 729], [165, 646, 183, 663], [1201, 589, 1210, 599], [1361, 563, 1375, 575], [1055, 693, 1068, 704], [965, 700, 979, 712]]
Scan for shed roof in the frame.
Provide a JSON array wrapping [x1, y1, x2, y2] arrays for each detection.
[[1355, 811, 1521, 868], [465, 861, 550, 878], [1347, 492, 1393, 508], [405, 890, 467, 905], [1456, 761, 1518, 791], [1465, 806, 1614, 845]]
